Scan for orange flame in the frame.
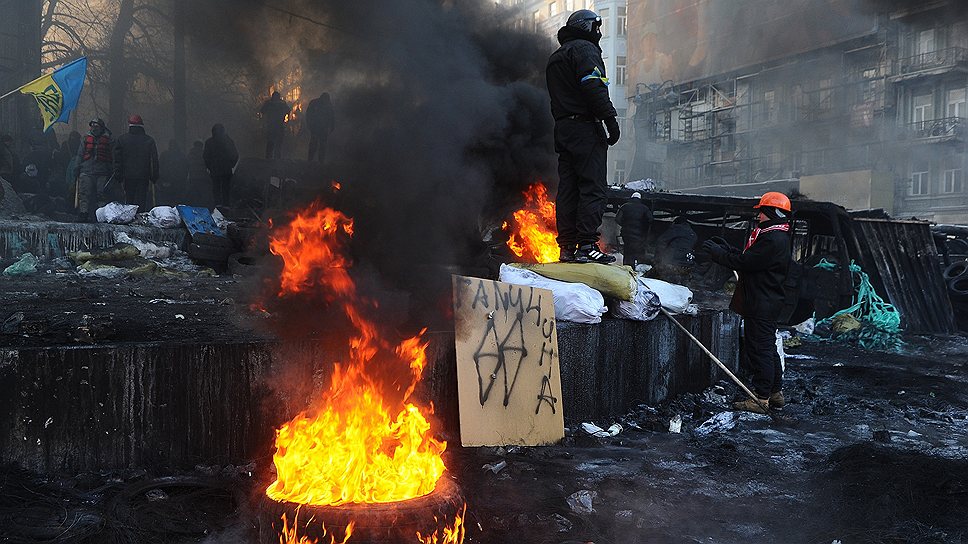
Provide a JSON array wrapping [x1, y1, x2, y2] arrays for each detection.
[[279, 510, 354, 544], [266, 202, 447, 507], [417, 505, 467, 544], [331, 181, 342, 193], [502, 183, 560, 263]]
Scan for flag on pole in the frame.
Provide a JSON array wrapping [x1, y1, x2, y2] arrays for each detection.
[[19, 57, 88, 132]]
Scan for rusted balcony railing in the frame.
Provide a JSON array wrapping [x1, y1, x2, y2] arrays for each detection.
[[904, 117, 964, 140], [897, 47, 968, 75]]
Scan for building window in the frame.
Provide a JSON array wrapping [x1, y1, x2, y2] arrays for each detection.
[[917, 29, 937, 57], [910, 162, 930, 196], [818, 78, 833, 112], [599, 8, 609, 38], [614, 159, 627, 184], [615, 56, 627, 86], [913, 92, 933, 129], [943, 168, 964, 193], [618, 6, 627, 37], [532, 9, 541, 32], [763, 90, 776, 125], [549, 1, 557, 17], [565, 0, 574, 11], [947, 88, 966, 119]]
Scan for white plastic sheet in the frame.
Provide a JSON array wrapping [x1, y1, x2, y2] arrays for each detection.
[[147, 206, 182, 228], [640, 277, 694, 314], [499, 263, 606, 324], [613, 275, 661, 321], [95, 202, 139, 224]]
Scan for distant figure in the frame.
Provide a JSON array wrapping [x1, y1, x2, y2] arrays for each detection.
[[160, 139, 189, 204], [203, 124, 239, 206], [305, 92, 335, 162], [74, 118, 114, 221], [55, 131, 81, 200], [260, 91, 291, 159], [0, 134, 16, 182], [113, 114, 159, 210], [651, 216, 698, 284], [15, 130, 52, 195], [615, 192, 653, 268]]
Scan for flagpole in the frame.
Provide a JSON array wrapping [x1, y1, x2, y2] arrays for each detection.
[[0, 57, 86, 102]]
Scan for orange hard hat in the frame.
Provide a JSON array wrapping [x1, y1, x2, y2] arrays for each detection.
[[754, 192, 791, 212]]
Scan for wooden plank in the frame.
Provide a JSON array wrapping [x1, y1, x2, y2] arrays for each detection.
[[452, 275, 565, 447]]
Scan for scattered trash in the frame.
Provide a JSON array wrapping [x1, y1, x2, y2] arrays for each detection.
[[115, 232, 173, 259], [70, 243, 140, 264], [566, 489, 596, 514], [786, 353, 815, 360], [872, 429, 891, 443], [668, 415, 682, 433], [3, 253, 38, 276], [96, 202, 139, 224], [145, 489, 169, 502], [175, 314, 185, 320], [831, 314, 862, 334], [614, 510, 634, 524], [482, 460, 507, 474], [2, 312, 25, 333], [580, 422, 622, 437], [550, 513, 573, 533], [147, 206, 182, 228], [694, 412, 739, 437], [73, 314, 113, 344], [794, 317, 816, 335], [211, 208, 231, 230]]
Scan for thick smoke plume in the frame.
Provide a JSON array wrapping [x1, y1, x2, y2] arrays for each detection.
[[191, 0, 557, 281]]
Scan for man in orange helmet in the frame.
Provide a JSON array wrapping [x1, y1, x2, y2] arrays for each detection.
[[702, 192, 792, 413]]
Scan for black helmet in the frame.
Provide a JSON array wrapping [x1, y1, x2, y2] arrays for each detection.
[[89, 118, 105, 128], [566, 9, 602, 35]]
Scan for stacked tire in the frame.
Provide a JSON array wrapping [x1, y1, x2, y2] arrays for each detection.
[[187, 232, 239, 273], [944, 260, 968, 302]]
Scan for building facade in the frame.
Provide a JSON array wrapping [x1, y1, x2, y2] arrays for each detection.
[[0, 0, 42, 145], [501, 0, 634, 186], [626, 0, 968, 224]]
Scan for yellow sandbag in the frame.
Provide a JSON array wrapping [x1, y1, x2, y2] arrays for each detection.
[[511, 262, 636, 301]]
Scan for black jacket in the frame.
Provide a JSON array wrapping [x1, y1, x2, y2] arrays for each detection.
[[114, 126, 159, 182], [305, 96, 335, 134], [616, 199, 653, 241], [203, 125, 239, 177], [546, 27, 617, 122], [711, 225, 792, 321]]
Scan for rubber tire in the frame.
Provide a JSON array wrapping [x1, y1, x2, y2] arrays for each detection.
[[188, 243, 235, 262], [227, 223, 260, 250], [947, 238, 968, 255], [943, 260, 968, 281], [950, 275, 968, 302], [227, 253, 259, 276]]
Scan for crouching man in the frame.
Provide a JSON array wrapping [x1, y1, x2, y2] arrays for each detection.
[[701, 192, 792, 413]]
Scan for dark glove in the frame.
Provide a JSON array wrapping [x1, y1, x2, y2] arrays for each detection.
[[604, 116, 620, 146], [709, 236, 729, 248], [701, 239, 726, 259]]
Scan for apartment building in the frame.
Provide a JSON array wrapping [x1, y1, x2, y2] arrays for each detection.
[[501, 0, 634, 186], [626, 0, 968, 224]]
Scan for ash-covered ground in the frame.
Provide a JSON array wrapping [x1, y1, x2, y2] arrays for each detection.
[[2, 335, 967, 543]]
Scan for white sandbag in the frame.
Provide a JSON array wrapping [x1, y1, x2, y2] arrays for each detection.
[[148, 206, 182, 228], [499, 263, 606, 324], [641, 277, 694, 314], [613, 276, 661, 321], [95, 202, 139, 224], [114, 232, 173, 260]]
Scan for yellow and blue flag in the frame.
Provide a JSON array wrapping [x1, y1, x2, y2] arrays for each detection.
[[19, 57, 87, 132]]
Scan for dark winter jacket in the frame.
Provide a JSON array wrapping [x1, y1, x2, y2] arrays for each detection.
[[616, 199, 653, 242], [260, 96, 291, 133], [546, 26, 617, 122], [0, 141, 16, 180], [160, 140, 189, 186], [114, 126, 159, 182], [76, 130, 114, 176], [305, 95, 335, 135], [710, 223, 792, 321], [656, 222, 698, 267], [203, 124, 239, 177]]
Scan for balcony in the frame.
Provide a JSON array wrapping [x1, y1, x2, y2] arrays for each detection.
[[892, 47, 968, 82], [900, 117, 965, 142]]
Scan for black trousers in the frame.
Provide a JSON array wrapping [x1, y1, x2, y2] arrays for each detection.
[[265, 130, 284, 159], [211, 174, 232, 205], [308, 133, 328, 162], [743, 317, 782, 398], [554, 119, 608, 249], [623, 234, 646, 267], [125, 178, 150, 210]]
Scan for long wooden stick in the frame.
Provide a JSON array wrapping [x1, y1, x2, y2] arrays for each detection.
[[660, 307, 776, 418]]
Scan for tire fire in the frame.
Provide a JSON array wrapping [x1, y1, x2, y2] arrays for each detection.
[[266, 202, 464, 542], [502, 182, 560, 263]]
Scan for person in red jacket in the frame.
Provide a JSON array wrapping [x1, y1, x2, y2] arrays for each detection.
[[702, 192, 793, 413], [73, 118, 113, 222]]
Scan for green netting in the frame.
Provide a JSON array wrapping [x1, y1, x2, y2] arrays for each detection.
[[814, 259, 903, 352]]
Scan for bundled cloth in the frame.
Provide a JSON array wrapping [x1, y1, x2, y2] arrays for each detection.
[[499, 264, 606, 324], [612, 275, 661, 321]]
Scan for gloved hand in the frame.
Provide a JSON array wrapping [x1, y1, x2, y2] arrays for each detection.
[[701, 239, 726, 259], [709, 236, 729, 248], [604, 116, 620, 146]]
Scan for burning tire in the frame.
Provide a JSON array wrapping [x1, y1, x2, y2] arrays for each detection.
[[258, 477, 464, 543]]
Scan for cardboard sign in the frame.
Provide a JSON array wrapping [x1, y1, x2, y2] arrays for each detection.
[[452, 275, 565, 446]]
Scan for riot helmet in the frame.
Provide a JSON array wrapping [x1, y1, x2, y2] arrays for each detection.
[[566, 9, 603, 37]]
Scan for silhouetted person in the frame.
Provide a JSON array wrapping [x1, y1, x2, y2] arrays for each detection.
[[16, 130, 52, 195], [203, 124, 239, 206], [547, 10, 621, 263], [54, 131, 81, 200], [113, 114, 159, 210], [652, 216, 698, 284], [74, 119, 114, 221], [305, 92, 335, 162], [260, 91, 290, 159], [615, 192, 653, 268], [160, 139, 189, 204]]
